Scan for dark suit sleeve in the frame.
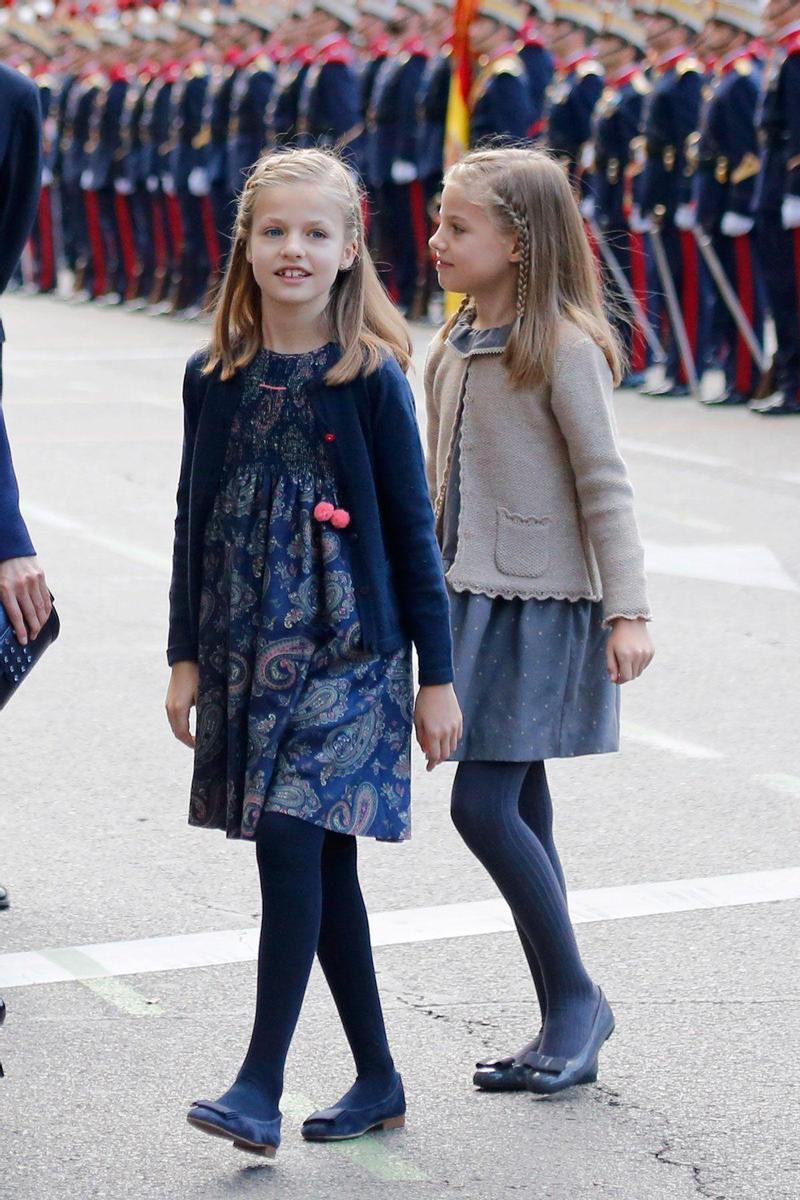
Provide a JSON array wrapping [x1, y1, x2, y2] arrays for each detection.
[[371, 358, 453, 686], [167, 356, 203, 665], [0, 402, 36, 560], [0, 73, 43, 294]]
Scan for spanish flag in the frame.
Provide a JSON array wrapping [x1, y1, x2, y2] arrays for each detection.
[[444, 0, 476, 170]]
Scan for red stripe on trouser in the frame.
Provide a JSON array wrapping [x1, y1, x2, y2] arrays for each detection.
[[83, 189, 107, 297], [584, 219, 602, 272], [38, 187, 55, 290], [629, 231, 648, 372], [409, 180, 429, 269], [733, 234, 756, 394], [152, 196, 168, 272], [678, 229, 699, 384], [361, 194, 371, 238], [200, 194, 222, 275], [165, 193, 184, 265], [114, 192, 139, 293]]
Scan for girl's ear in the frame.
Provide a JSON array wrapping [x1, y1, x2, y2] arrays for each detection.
[[508, 238, 523, 264], [243, 237, 252, 264], [339, 237, 358, 271]]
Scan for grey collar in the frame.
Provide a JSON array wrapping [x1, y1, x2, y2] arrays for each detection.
[[446, 319, 513, 358]]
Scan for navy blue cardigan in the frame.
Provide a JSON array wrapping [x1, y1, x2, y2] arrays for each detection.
[[167, 347, 454, 687]]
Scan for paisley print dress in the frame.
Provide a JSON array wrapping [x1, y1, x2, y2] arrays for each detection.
[[189, 344, 413, 843]]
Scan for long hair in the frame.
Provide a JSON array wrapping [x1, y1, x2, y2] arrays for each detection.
[[440, 148, 625, 387], [204, 148, 412, 383]]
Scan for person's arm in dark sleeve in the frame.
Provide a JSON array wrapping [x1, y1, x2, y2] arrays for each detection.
[[0, 75, 43, 294]]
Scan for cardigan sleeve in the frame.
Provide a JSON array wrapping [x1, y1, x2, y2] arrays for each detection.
[[371, 357, 454, 686], [423, 339, 442, 502], [166, 353, 204, 665], [550, 337, 651, 625]]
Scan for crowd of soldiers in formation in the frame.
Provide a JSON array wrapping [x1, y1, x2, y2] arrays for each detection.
[[3, 0, 800, 414]]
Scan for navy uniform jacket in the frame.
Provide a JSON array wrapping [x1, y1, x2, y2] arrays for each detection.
[[61, 73, 102, 189], [53, 71, 78, 179], [170, 62, 210, 190], [266, 48, 312, 147], [298, 38, 360, 156], [0, 63, 42, 559], [351, 38, 390, 178], [592, 67, 649, 229], [469, 48, 532, 147], [694, 51, 761, 229], [519, 23, 554, 137], [206, 63, 238, 188], [88, 73, 127, 191], [117, 70, 152, 190], [228, 54, 275, 194], [546, 52, 604, 180], [753, 30, 800, 214], [639, 51, 703, 218], [417, 47, 451, 181], [168, 350, 453, 687]]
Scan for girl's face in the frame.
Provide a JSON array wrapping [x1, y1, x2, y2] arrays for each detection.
[[246, 183, 357, 314], [430, 180, 519, 300]]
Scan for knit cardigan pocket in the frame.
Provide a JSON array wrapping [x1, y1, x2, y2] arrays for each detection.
[[495, 507, 550, 578]]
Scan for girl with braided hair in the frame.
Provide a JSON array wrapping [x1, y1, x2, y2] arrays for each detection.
[[426, 147, 654, 1096]]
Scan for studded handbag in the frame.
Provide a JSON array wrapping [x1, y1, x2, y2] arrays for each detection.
[[0, 595, 60, 711]]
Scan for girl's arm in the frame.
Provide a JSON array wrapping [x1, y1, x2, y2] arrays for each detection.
[[549, 336, 651, 628], [167, 354, 203, 666], [371, 357, 454, 687]]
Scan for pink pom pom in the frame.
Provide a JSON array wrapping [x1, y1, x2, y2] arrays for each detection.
[[331, 508, 351, 529], [314, 501, 335, 522]]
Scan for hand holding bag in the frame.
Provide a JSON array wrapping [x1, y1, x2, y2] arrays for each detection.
[[0, 596, 60, 711]]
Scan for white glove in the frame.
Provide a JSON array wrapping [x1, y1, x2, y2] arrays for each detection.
[[80, 168, 94, 190], [41, 166, 54, 187], [188, 166, 210, 196], [675, 203, 696, 231], [161, 172, 176, 196], [629, 205, 652, 234], [146, 174, 159, 193], [580, 196, 595, 221], [720, 211, 754, 237], [114, 177, 134, 195], [391, 159, 418, 185], [781, 195, 800, 230]]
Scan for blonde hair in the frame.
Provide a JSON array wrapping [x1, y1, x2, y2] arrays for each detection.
[[204, 148, 412, 383], [440, 148, 625, 388]]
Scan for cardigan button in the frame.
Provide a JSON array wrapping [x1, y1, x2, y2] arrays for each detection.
[[323, 432, 336, 443]]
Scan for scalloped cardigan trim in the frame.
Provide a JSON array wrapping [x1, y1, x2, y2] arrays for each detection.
[[424, 320, 652, 626]]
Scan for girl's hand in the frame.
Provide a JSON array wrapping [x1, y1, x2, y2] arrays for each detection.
[[414, 683, 463, 771], [166, 661, 200, 749], [606, 617, 654, 684]]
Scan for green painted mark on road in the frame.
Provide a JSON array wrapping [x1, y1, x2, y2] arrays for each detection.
[[283, 1093, 428, 1183], [38, 948, 163, 1017], [755, 774, 800, 800]]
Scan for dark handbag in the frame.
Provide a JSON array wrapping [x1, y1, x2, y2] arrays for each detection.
[[0, 595, 60, 711]]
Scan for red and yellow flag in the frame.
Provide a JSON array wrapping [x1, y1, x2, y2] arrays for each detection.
[[444, 0, 476, 170]]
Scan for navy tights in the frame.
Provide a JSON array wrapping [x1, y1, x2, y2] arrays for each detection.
[[451, 762, 599, 1060], [216, 812, 396, 1121]]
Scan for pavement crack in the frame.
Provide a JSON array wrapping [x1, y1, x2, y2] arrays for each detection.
[[654, 1141, 730, 1200]]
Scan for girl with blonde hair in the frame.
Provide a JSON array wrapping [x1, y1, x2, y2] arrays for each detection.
[[166, 148, 461, 1156], [427, 147, 654, 1095]]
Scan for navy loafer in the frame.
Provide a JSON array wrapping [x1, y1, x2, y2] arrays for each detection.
[[521, 991, 615, 1096], [473, 1034, 543, 1091], [301, 1075, 406, 1142], [186, 1098, 281, 1157]]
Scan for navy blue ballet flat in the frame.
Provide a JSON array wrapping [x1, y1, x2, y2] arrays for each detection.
[[521, 990, 615, 1096], [473, 1035, 543, 1092], [186, 1098, 281, 1157], [301, 1075, 406, 1142]]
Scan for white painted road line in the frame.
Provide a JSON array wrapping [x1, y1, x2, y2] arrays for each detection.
[[24, 502, 171, 574], [2, 867, 798, 990], [644, 541, 799, 593], [622, 721, 723, 761], [620, 438, 733, 469]]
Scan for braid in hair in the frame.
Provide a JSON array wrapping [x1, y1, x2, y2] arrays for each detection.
[[493, 194, 530, 322]]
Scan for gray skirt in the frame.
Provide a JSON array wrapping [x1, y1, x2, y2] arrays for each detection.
[[443, 413, 620, 763]]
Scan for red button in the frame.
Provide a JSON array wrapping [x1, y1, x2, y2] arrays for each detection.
[[324, 432, 336, 443]]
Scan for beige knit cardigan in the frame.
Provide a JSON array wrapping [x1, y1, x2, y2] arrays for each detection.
[[424, 319, 652, 625]]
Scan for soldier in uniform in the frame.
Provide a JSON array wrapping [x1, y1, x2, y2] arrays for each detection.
[[751, 0, 800, 414], [141, 21, 182, 312], [297, 0, 362, 158], [61, 26, 105, 300], [227, 9, 277, 198], [266, 4, 315, 149], [519, 1, 555, 139], [591, 4, 651, 388], [468, 0, 533, 146], [545, 0, 604, 189], [694, 1, 766, 407], [416, 0, 454, 315], [637, 0, 706, 396]]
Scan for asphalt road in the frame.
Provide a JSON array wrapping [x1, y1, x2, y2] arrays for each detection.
[[1, 293, 798, 1200]]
